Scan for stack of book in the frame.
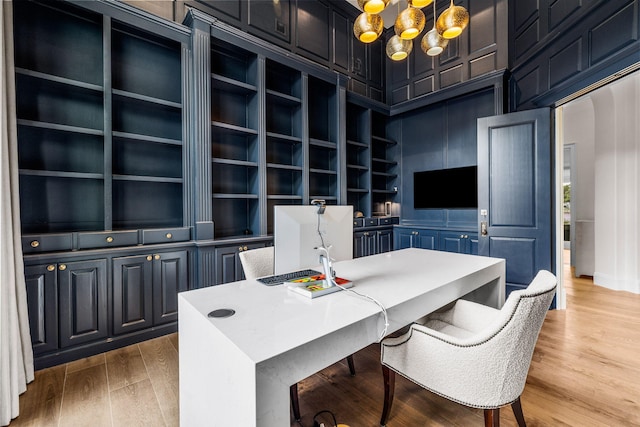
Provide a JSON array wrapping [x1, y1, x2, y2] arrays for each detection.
[[285, 274, 353, 298]]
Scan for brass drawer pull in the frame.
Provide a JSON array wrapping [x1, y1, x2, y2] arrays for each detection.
[[106, 236, 114, 243], [59, 264, 67, 271], [147, 255, 153, 261], [30, 240, 40, 248], [47, 265, 55, 272], [154, 254, 160, 260], [166, 233, 172, 239]]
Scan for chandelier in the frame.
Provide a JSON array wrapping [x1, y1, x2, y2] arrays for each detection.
[[353, 0, 469, 61]]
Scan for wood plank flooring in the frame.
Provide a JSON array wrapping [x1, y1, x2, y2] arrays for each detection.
[[10, 259, 640, 426]]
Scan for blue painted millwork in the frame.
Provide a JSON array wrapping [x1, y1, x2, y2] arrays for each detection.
[[477, 109, 552, 294], [509, 0, 640, 110], [398, 88, 495, 229], [394, 226, 478, 255]]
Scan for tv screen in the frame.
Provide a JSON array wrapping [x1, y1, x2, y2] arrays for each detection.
[[414, 166, 478, 209]]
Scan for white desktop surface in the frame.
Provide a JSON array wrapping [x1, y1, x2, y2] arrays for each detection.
[[179, 248, 505, 427]]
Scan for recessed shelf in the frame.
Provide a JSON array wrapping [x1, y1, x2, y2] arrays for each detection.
[[17, 119, 104, 136], [112, 131, 181, 146], [309, 138, 337, 149], [212, 121, 259, 136], [267, 195, 303, 200], [347, 164, 369, 170], [372, 135, 397, 145], [372, 158, 398, 165], [212, 73, 258, 94], [113, 174, 183, 184], [212, 158, 258, 168], [213, 193, 259, 199], [19, 169, 104, 180], [15, 68, 103, 92], [266, 132, 302, 144], [267, 163, 303, 171], [372, 172, 398, 178], [266, 89, 301, 106], [347, 140, 368, 148], [112, 89, 181, 109], [310, 168, 338, 175]]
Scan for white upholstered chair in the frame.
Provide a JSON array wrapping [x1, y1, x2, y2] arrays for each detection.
[[238, 246, 356, 422], [380, 270, 557, 427], [238, 246, 275, 280]]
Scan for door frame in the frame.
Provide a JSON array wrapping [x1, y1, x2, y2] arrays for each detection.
[[554, 107, 567, 309]]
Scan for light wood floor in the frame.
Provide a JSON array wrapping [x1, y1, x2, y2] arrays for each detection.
[[10, 256, 640, 426]]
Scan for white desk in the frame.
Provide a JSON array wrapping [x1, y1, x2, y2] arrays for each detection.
[[179, 248, 505, 426]]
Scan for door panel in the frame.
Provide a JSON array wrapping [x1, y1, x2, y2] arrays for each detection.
[[477, 109, 552, 295], [25, 264, 58, 354], [113, 255, 153, 335], [153, 251, 188, 325], [59, 259, 108, 348]]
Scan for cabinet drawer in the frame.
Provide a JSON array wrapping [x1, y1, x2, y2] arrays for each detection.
[[353, 218, 364, 228], [77, 230, 139, 249], [22, 234, 73, 254], [364, 218, 378, 227], [378, 217, 399, 226], [142, 227, 190, 244]]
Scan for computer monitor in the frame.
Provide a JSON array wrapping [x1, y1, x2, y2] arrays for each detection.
[[274, 204, 353, 274]]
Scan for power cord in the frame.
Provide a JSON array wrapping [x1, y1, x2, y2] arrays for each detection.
[[315, 208, 390, 342], [313, 410, 337, 427]]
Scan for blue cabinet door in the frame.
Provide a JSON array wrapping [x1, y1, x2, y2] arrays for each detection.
[[477, 109, 552, 296], [394, 228, 413, 249], [394, 227, 438, 250]]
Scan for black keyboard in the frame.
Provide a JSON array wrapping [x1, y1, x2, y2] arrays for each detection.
[[257, 269, 322, 286]]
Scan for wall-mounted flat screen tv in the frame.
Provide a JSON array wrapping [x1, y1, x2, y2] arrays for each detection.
[[414, 166, 478, 209]]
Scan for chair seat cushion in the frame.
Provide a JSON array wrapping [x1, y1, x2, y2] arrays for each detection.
[[422, 319, 476, 339]]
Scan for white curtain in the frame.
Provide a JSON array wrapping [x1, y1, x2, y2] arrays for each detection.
[[1, 1, 35, 425]]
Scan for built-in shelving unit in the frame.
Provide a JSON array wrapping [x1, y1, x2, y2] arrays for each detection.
[[15, 0, 184, 236], [210, 40, 260, 238], [346, 103, 371, 216], [371, 111, 398, 216], [265, 59, 304, 234], [308, 76, 339, 203], [111, 23, 183, 230], [15, 0, 191, 370], [15, 1, 105, 234], [345, 101, 397, 218]]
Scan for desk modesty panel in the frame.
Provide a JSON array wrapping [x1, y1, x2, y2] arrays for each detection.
[[179, 248, 505, 426]]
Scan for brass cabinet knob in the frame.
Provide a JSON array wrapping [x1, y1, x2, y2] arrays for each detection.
[[243, 246, 248, 251], [59, 264, 67, 271], [154, 254, 160, 260], [147, 255, 153, 261], [30, 240, 40, 248], [106, 236, 114, 243], [166, 233, 172, 239], [238, 246, 243, 251], [47, 265, 55, 272]]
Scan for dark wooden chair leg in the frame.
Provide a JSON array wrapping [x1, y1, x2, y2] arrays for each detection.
[[346, 355, 356, 376], [290, 383, 301, 422], [380, 365, 395, 426], [484, 408, 500, 427], [511, 397, 527, 427]]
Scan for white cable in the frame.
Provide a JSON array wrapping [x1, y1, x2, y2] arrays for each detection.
[[316, 209, 390, 342], [330, 277, 389, 342]]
